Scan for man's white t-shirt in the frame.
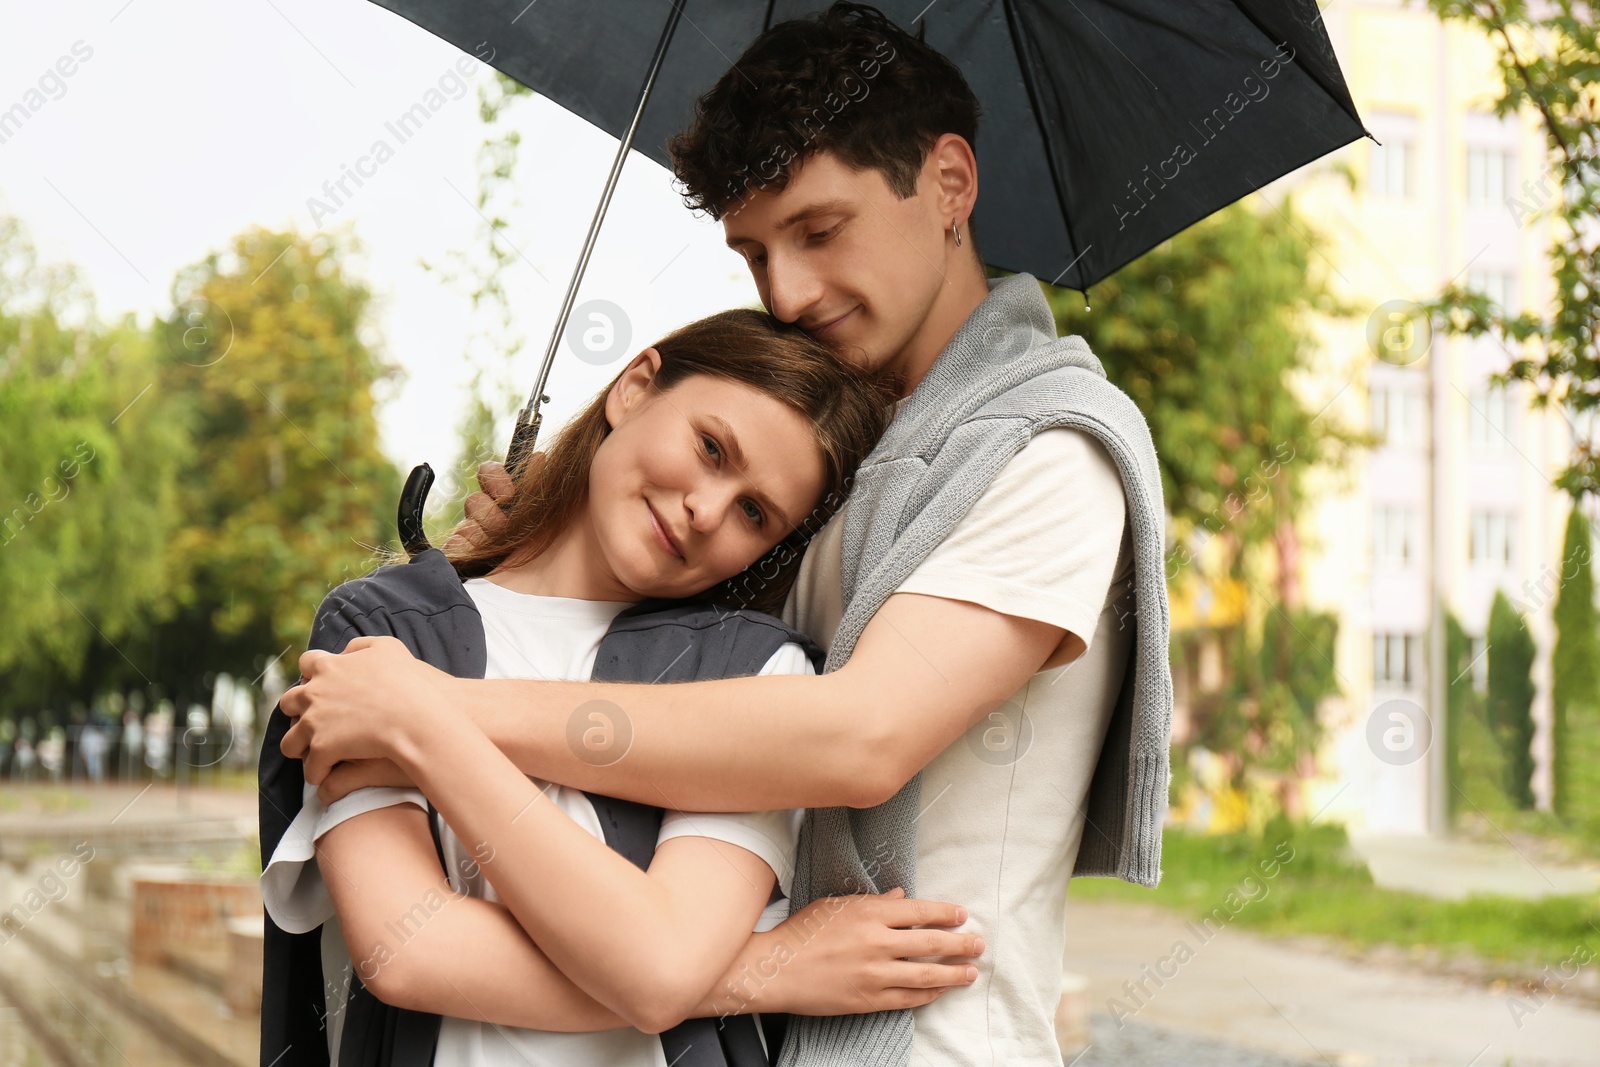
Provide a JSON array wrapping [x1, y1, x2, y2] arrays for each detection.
[[781, 412, 1135, 1066], [261, 576, 813, 1067]]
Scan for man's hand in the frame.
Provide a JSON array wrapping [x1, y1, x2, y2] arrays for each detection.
[[701, 888, 983, 1017], [280, 635, 454, 785], [442, 458, 528, 551]]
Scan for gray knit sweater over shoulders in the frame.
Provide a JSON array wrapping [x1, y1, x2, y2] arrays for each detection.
[[776, 273, 1174, 1067]]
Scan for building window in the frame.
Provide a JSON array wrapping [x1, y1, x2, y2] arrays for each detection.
[[1467, 384, 1514, 455], [1465, 270, 1518, 312], [1370, 138, 1412, 198], [1371, 382, 1425, 448], [1469, 510, 1517, 567], [1374, 632, 1421, 687], [1465, 635, 1489, 693], [1372, 506, 1417, 567], [1466, 147, 1516, 209]]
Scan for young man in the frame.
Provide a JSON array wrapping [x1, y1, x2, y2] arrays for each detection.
[[280, 4, 1171, 1065]]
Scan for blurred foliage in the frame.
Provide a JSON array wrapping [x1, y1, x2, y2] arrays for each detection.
[[420, 71, 537, 524], [1447, 611, 1515, 821], [0, 217, 402, 724], [1487, 589, 1539, 809], [1206, 606, 1340, 788], [1551, 506, 1600, 828], [1421, 0, 1600, 496], [0, 218, 187, 707], [1048, 199, 1364, 559], [156, 226, 401, 654], [1046, 200, 1359, 796]]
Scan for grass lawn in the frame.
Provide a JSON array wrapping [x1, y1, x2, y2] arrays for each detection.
[[1069, 818, 1600, 970]]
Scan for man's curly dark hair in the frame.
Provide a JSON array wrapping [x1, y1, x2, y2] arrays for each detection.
[[666, 2, 981, 220]]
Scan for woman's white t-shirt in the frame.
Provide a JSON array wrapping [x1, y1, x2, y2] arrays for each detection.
[[261, 577, 812, 1067]]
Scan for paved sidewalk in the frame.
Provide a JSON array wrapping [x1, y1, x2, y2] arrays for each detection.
[[1076, 1011, 1319, 1066], [1063, 899, 1600, 1067], [0, 782, 258, 829], [1347, 830, 1600, 900]]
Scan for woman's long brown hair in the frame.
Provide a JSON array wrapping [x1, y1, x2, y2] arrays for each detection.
[[402, 309, 896, 616]]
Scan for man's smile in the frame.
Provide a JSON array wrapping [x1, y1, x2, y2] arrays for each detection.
[[806, 306, 859, 336]]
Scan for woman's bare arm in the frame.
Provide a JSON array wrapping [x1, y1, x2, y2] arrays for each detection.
[[382, 710, 778, 1034], [316, 798, 984, 1031], [317, 802, 631, 1032]]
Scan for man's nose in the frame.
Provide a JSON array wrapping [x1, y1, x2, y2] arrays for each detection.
[[764, 250, 823, 325]]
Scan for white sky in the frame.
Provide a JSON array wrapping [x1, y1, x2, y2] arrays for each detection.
[[1, 0, 760, 494]]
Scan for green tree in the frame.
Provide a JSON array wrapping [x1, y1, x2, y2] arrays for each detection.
[[0, 216, 187, 717], [1046, 198, 1363, 585], [1191, 606, 1341, 792], [1446, 610, 1510, 818], [1422, 0, 1600, 496], [1045, 199, 1359, 792], [151, 225, 404, 678], [1551, 505, 1600, 825], [1486, 589, 1539, 809]]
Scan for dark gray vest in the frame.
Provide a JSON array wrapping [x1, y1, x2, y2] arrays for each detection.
[[259, 548, 822, 1067]]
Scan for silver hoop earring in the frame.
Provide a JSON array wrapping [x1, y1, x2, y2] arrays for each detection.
[[952, 221, 963, 247]]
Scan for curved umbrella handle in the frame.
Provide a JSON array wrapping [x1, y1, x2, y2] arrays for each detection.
[[398, 462, 435, 557]]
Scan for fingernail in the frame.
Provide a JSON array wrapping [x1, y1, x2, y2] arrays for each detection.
[[956, 906, 967, 922], [973, 936, 985, 954], [965, 966, 978, 982]]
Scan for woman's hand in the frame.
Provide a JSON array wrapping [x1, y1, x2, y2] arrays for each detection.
[[316, 757, 416, 805], [699, 888, 984, 1018], [280, 635, 454, 785]]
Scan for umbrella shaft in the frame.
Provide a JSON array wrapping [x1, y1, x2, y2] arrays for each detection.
[[512, 0, 688, 467]]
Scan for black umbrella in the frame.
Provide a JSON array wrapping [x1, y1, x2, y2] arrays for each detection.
[[380, 0, 1370, 549]]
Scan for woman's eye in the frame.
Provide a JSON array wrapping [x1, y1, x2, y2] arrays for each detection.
[[701, 434, 721, 460], [741, 500, 765, 526], [808, 225, 839, 243]]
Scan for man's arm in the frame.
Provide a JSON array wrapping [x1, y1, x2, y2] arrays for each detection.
[[290, 593, 1063, 812], [461, 591, 1063, 811]]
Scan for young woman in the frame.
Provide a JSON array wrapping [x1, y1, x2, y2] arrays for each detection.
[[261, 309, 981, 1067]]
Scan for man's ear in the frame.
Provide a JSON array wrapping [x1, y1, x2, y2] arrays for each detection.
[[603, 347, 664, 429], [928, 132, 978, 230]]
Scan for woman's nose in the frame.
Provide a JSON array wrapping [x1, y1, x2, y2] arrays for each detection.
[[683, 478, 744, 533]]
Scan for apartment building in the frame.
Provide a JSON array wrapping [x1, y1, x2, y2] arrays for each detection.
[[1275, 0, 1577, 833]]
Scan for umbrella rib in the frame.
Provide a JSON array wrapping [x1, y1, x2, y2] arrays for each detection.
[[1227, 1, 1372, 137], [672, 2, 758, 88], [1061, 0, 1157, 91], [998, 0, 1089, 294]]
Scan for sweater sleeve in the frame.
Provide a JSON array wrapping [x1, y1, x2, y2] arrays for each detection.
[[896, 427, 1131, 651]]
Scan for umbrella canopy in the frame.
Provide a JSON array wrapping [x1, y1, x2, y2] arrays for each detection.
[[364, 0, 1368, 291], [377, 0, 1370, 552]]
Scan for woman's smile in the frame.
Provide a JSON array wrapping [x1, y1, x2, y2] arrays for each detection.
[[646, 499, 686, 561]]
